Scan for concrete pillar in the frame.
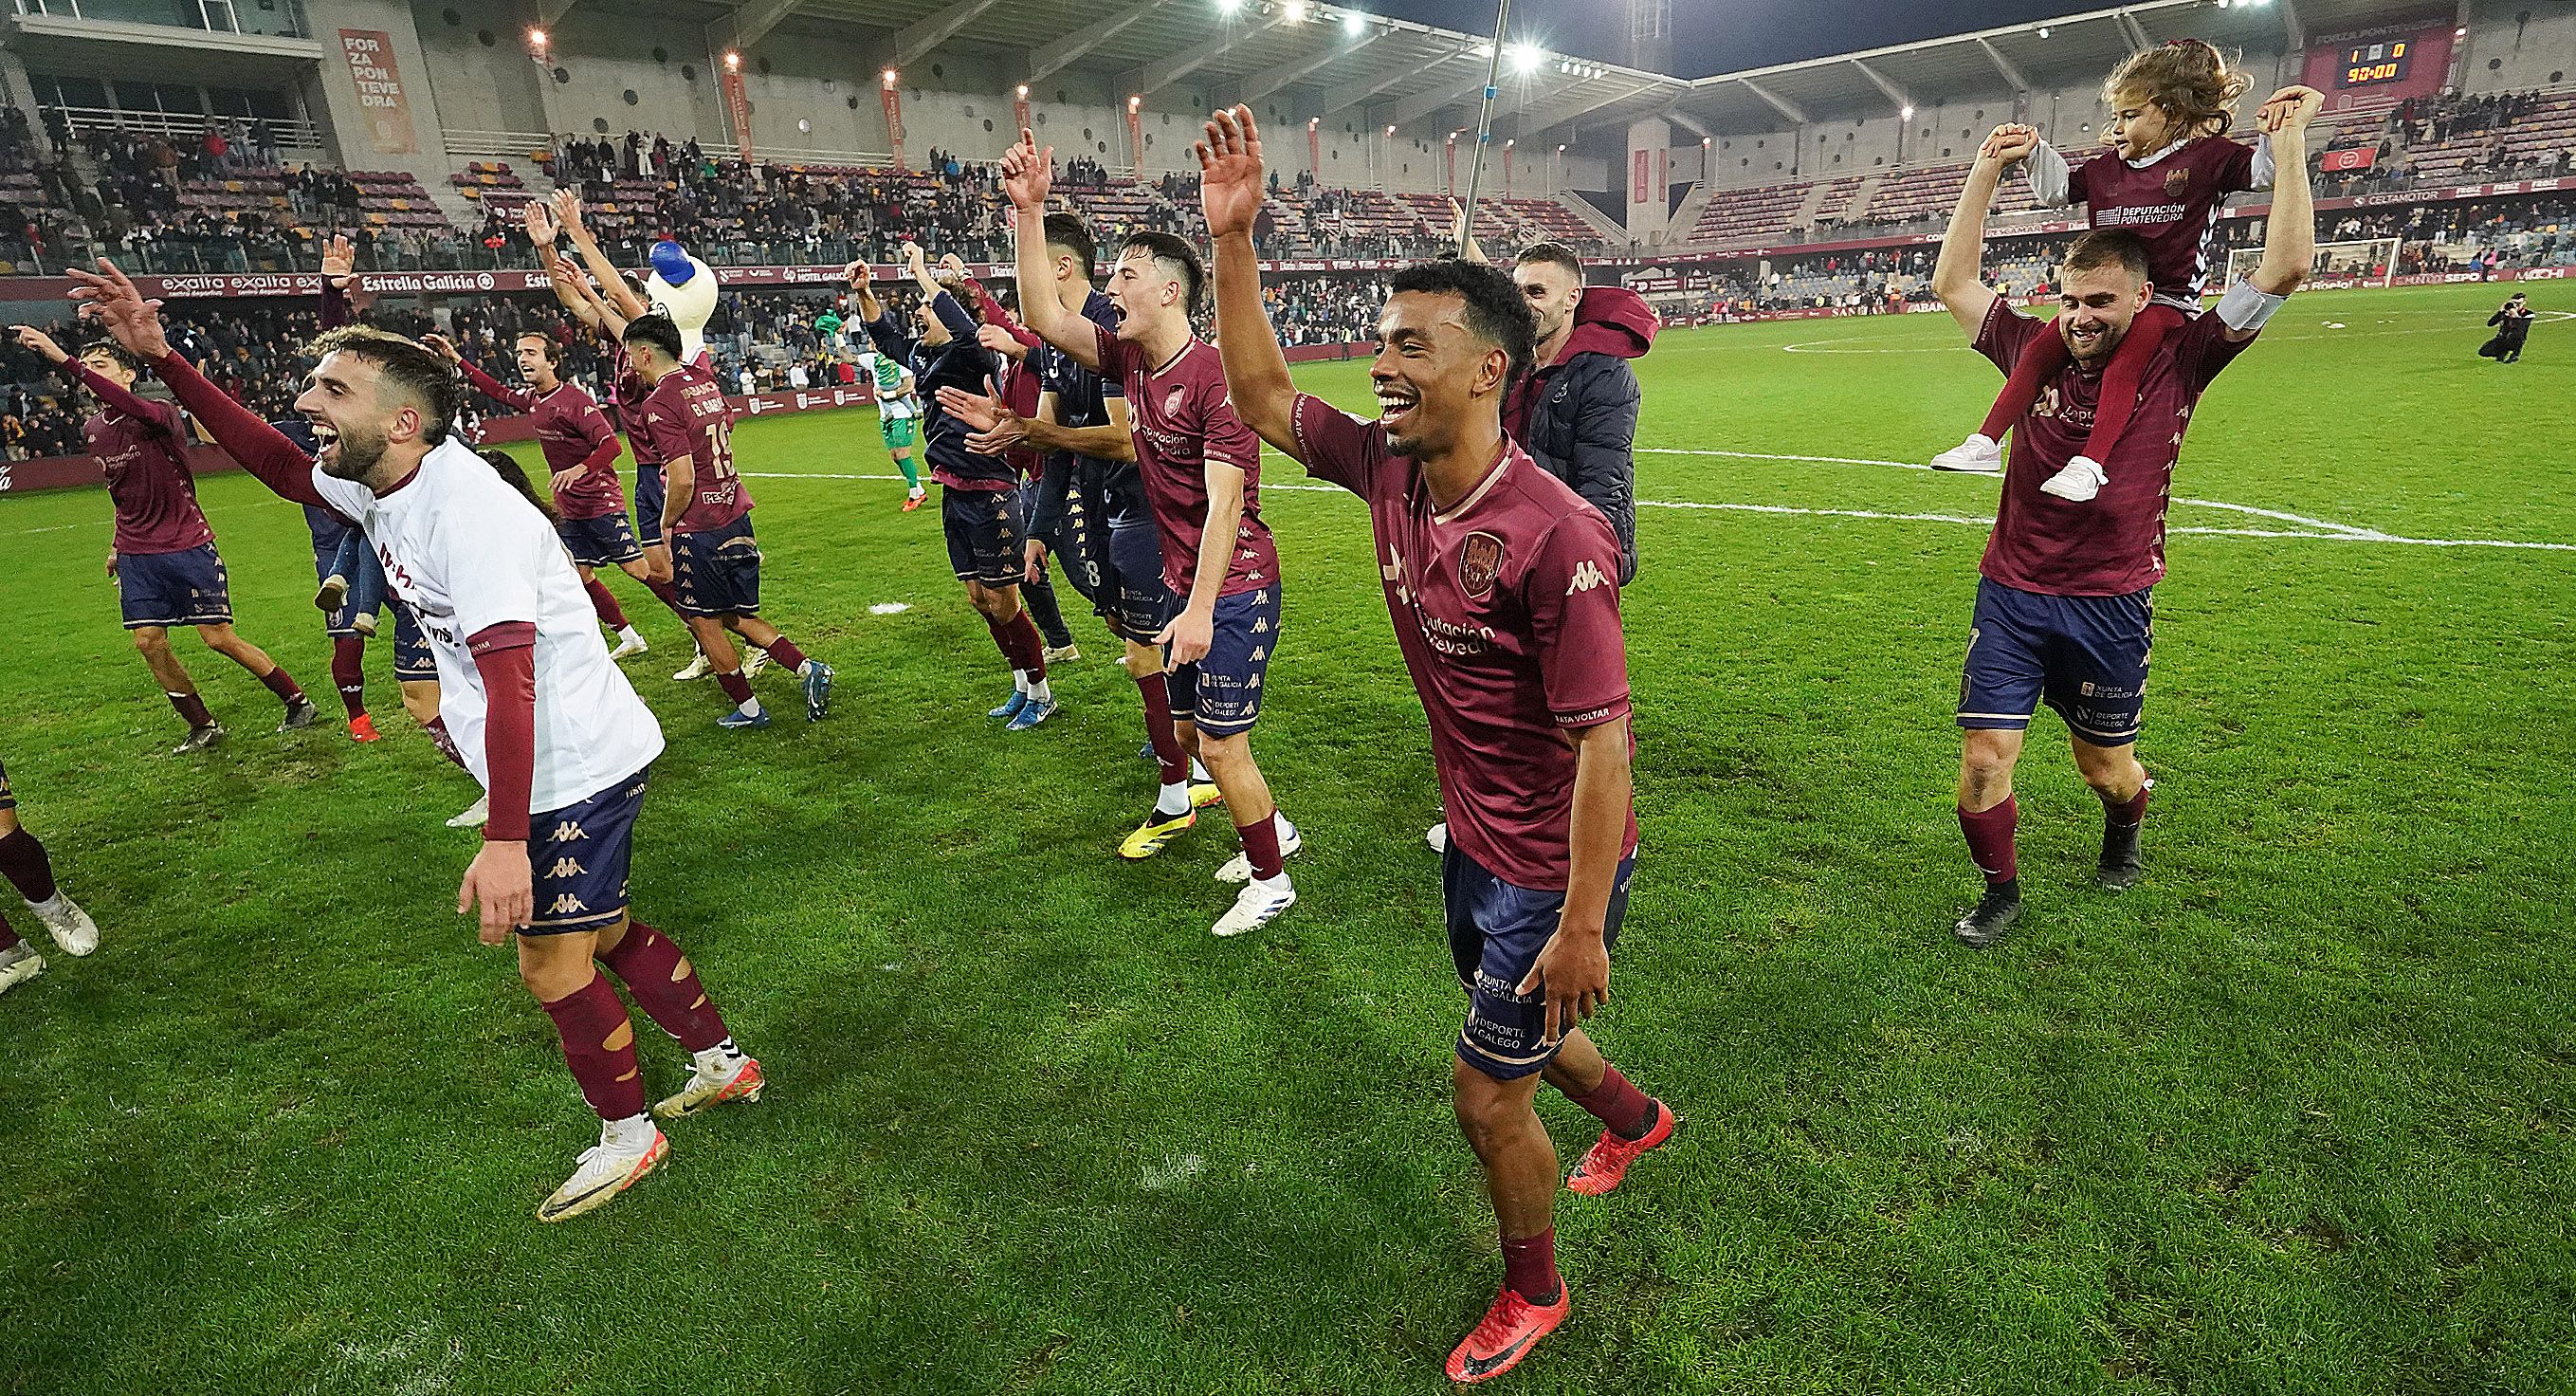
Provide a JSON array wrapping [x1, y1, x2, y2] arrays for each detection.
[[1624, 116, 1670, 245], [0, 52, 50, 158]]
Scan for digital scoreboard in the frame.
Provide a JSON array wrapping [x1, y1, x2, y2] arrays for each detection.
[[2338, 40, 2413, 89]]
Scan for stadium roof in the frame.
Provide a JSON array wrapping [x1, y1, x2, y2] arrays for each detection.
[[683, 0, 2445, 143]]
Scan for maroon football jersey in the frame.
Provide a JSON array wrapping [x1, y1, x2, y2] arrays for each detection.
[[1094, 324, 1280, 598], [1975, 298, 2257, 596], [461, 362, 626, 520], [81, 377, 213, 555], [2069, 136, 2258, 303], [1292, 395, 1637, 891], [634, 364, 752, 533]]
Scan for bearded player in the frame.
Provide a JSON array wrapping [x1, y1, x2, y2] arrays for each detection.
[[426, 328, 652, 660], [1931, 91, 2319, 946], [1200, 107, 1676, 1383], [71, 259, 764, 1221], [1002, 129, 1298, 938]]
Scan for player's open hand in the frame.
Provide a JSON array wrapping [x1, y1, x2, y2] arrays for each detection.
[[550, 467, 582, 496], [1000, 127, 1052, 210], [320, 232, 357, 285], [419, 332, 463, 364], [522, 199, 560, 247], [2256, 85, 2324, 136], [64, 260, 172, 361], [1156, 604, 1215, 669], [10, 323, 67, 364], [1516, 923, 1610, 1045], [550, 189, 594, 243], [1196, 106, 1266, 241], [459, 839, 532, 945]]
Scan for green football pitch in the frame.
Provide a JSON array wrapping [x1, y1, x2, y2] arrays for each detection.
[[2, 283, 2569, 1393]]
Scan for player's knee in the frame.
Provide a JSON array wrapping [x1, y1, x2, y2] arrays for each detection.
[[132, 629, 172, 656], [1197, 731, 1251, 769], [1449, 1064, 1521, 1152]]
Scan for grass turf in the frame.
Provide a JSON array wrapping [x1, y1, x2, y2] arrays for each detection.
[[0, 283, 2570, 1394]]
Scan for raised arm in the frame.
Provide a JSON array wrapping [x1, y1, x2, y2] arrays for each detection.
[[423, 333, 536, 412], [553, 191, 650, 324], [1197, 106, 1300, 456], [318, 232, 361, 329], [1933, 124, 2030, 338], [524, 202, 601, 331], [2242, 87, 2323, 307], [64, 260, 325, 508], [1000, 129, 1101, 371], [11, 323, 170, 436]]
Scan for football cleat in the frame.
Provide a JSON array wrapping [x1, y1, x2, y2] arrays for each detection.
[[348, 713, 380, 744], [1565, 1103, 1678, 1197], [1189, 780, 1224, 810], [1929, 432, 2004, 474], [1427, 821, 1449, 854], [1136, 742, 1157, 762], [1043, 643, 1082, 665], [716, 707, 772, 730], [2097, 822, 2145, 891], [1004, 696, 1057, 731], [27, 895, 100, 958], [277, 697, 321, 733], [350, 611, 378, 639], [1215, 822, 1304, 884], [671, 650, 713, 682], [1445, 1285, 1571, 1385], [173, 723, 226, 755], [654, 1054, 765, 1120], [741, 645, 770, 679], [800, 660, 835, 722], [1952, 885, 2023, 947], [0, 942, 46, 996], [447, 795, 490, 829], [1118, 806, 1197, 860], [608, 633, 649, 661], [313, 574, 348, 613], [1212, 875, 1295, 938], [988, 689, 1030, 722], [2038, 453, 2108, 503], [536, 1124, 668, 1222], [902, 488, 926, 512]]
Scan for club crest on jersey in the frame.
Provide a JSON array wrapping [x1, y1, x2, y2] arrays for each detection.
[[1458, 532, 1505, 597], [1164, 384, 1188, 416], [2164, 167, 2190, 197]]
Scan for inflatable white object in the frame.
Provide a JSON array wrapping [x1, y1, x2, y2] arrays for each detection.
[[645, 239, 718, 364]]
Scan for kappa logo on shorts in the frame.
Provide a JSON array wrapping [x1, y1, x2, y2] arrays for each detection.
[[552, 819, 589, 842], [548, 856, 588, 878], [1459, 532, 1505, 598], [1252, 615, 1271, 634], [548, 892, 590, 916], [1249, 646, 1267, 662], [1564, 560, 1611, 596]]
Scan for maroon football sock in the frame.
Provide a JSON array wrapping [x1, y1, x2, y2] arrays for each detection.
[[1501, 1229, 1562, 1304], [581, 576, 630, 630], [1563, 1062, 1657, 1141], [539, 972, 647, 1120], [2104, 783, 2150, 828], [425, 716, 470, 770], [2078, 302, 2184, 463], [1976, 324, 2073, 443], [980, 613, 1018, 670], [1006, 612, 1048, 679], [761, 635, 808, 671], [0, 910, 19, 952], [330, 635, 368, 720], [0, 828, 60, 905], [1235, 813, 1285, 881], [597, 920, 731, 1052], [1959, 797, 2019, 885], [258, 664, 307, 707], [1135, 674, 1189, 784], [716, 670, 755, 706], [168, 690, 214, 728], [644, 577, 688, 617]]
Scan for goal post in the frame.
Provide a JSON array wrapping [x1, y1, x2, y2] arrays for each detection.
[[2227, 237, 2402, 289]]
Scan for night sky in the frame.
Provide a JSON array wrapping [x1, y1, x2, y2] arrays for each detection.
[[1366, 0, 2101, 77]]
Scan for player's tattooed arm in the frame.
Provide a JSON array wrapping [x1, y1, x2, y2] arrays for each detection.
[[1519, 715, 1631, 1043], [1197, 107, 1301, 457]]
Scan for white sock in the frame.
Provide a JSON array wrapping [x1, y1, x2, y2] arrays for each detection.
[[1013, 670, 1032, 696], [603, 1112, 657, 1150], [617, 625, 644, 645], [1027, 676, 1052, 704], [695, 1038, 745, 1072], [29, 893, 65, 916], [1251, 870, 1292, 894], [1272, 810, 1294, 841], [1190, 758, 1212, 783], [737, 698, 762, 717], [1155, 781, 1190, 817]]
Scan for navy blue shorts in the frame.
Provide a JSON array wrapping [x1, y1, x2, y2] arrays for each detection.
[[942, 485, 1025, 587], [1445, 844, 1637, 1080], [1031, 475, 1105, 612], [1105, 518, 1176, 640], [390, 601, 435, 683], [557, 512, 645, 569], [1959, 577, 2153, 747], [632, 466, 667, 547], [521, 765, 650, 936], [670, 515, 762, 617], [1165, 583, 1278, 739], [118, 543, 232, 630]]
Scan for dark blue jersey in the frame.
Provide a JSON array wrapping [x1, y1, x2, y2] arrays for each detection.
[[860, 290, 1013, 488]]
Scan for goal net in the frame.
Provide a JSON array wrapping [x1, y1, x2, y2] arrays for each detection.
[[2226, 237, 2402, 289]]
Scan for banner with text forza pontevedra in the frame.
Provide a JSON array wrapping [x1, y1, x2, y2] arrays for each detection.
[[2302, 25, 2454, 113], [337, 30, 417, 156]]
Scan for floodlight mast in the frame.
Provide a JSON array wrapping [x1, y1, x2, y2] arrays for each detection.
[[1453, 0, 1512, 259]]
